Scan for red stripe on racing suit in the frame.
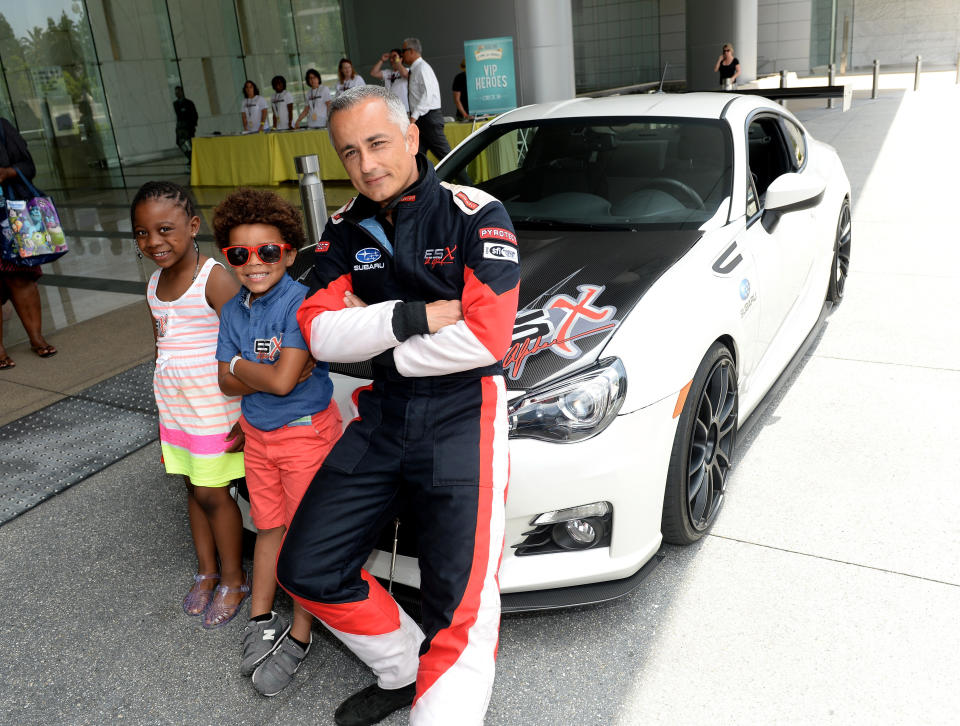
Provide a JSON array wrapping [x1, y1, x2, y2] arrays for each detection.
[[411, 375, 507, 723]]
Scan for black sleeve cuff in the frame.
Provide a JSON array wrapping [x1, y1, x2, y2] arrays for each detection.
[[391, 301, 429, 341]]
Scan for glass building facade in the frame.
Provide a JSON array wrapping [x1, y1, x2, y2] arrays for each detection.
[[810, 0, 855, 72], [0, 0, 346, 191], [572, 0, 662, 93]]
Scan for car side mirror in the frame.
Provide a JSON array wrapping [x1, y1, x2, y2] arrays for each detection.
[[764, 172, 825, 212], [761, 172, 827, 232]]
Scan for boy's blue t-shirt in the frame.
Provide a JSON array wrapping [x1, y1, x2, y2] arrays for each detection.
[[216, 274, 333, 431]]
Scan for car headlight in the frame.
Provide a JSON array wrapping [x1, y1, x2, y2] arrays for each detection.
[[508, 358, 627, 442]]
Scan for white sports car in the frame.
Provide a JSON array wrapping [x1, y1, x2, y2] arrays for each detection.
[[267, 92, 851, 611]]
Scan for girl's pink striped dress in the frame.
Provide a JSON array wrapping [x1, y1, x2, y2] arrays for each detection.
[[147, 258, 244, 485]]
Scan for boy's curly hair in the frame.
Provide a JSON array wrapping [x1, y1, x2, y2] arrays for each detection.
[[212, 188, 306, 250]]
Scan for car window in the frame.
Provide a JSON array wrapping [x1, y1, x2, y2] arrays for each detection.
[[747, 116, 793, 199], [781, 118, 806, 170], [438, 117, 733, 230]]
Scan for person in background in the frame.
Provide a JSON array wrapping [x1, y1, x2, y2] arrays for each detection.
[[401, 37, 451, 162], [714, 44, 741, 89], [451, 58, 472, 120], [370, 49, 409, 114], [336, 58, 365, 94], [271, 76, 295, 131], [0, 116, 57, 369], [294, 69, 332, 129], [173, 86, 198, 161], [241, 80, 268, 133]]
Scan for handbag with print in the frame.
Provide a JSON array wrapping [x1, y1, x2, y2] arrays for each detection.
[[1, 168, 68, 267]]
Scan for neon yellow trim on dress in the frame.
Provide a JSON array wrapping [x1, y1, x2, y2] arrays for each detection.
[[161, 444, 245, 487]]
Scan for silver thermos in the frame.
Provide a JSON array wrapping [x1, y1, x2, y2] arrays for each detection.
[[295, 154, 327, 247], [293, 154, 328, 282]]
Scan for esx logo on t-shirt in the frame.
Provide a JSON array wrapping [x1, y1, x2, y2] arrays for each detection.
[[254, 335, 282, 361]]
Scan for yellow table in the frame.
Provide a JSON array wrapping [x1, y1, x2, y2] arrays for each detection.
[[190, 122, 485, 187]]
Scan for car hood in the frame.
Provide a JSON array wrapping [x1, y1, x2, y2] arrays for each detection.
[[502, 226, 702, 389]]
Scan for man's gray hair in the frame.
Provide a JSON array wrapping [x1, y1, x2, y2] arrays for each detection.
[[403, 37, 422, 54], [328, 85, 409, 139]]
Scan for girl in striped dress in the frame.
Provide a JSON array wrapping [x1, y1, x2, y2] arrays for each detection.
[[132, 181, 250, 628]]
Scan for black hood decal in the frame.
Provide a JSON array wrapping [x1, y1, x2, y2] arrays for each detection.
[[503, 227, 702, 389]]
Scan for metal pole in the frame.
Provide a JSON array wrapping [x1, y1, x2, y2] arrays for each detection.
[[914, 55, 922, 91], [295, 154, 327, 247], [871, 59, 879, 99], [779, 70, 788, 87], [956, 53, 959, 84], [827, 63, 835, 109]]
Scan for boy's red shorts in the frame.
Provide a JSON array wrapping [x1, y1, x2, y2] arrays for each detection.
[[239, 402, 342, 530]]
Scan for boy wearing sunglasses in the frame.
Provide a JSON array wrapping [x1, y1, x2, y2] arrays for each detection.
[[212, 188, 342, 696]]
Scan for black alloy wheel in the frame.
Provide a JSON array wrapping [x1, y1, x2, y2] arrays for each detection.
[[828, 199, 851, 303], [661, 343, 738, 545]]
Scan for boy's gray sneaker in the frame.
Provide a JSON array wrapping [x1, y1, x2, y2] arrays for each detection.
[[251, 634, 311, 697], [240, 612, 290, 677]]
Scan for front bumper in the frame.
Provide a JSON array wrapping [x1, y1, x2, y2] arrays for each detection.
[[363, 392, 680, 607]]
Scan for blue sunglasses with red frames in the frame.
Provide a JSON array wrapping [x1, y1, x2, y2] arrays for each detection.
[[222, 242, 293, 267]]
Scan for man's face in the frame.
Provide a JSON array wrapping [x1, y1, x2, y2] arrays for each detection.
[[329, 98, 420, 206]]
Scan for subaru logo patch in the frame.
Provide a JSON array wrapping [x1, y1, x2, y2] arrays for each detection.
[[739, 279, 751, 300], [355, 247, 381, 264]]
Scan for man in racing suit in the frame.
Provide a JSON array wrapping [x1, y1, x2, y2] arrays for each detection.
[[276, 85, 519, 726]]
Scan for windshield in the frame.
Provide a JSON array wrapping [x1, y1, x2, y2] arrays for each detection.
[[438, 117, 732, 230]]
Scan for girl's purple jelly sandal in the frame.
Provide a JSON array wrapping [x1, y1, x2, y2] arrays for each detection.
[[182, 572, 220, 616], [201, 572, 250, 629]]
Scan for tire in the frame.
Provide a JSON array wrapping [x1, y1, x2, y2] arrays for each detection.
[[827, 199, 851, 304], [661, 342, 738, 545]]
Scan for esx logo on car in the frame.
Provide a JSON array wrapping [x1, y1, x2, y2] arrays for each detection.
[[503, 284, 619, 379]]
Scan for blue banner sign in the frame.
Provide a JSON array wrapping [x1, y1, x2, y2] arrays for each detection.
[[464, 36, 517, 116]]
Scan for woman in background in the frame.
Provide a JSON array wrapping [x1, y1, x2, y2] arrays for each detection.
[[241, 81, 268, 132], [714, 44, 741, 89], [0, 116, 57, 369], [294, 69, 332, 129], [336, 58, 365, 94], [270, 76, 295, 130]]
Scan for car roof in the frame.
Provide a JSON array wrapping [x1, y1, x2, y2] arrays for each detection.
[[491, 92, 776, 124]]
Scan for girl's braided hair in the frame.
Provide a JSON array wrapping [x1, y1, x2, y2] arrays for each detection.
[[130, 181, 197, 226]]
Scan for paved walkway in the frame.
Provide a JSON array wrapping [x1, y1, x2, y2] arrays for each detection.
[[1, 82, 958, 725]]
